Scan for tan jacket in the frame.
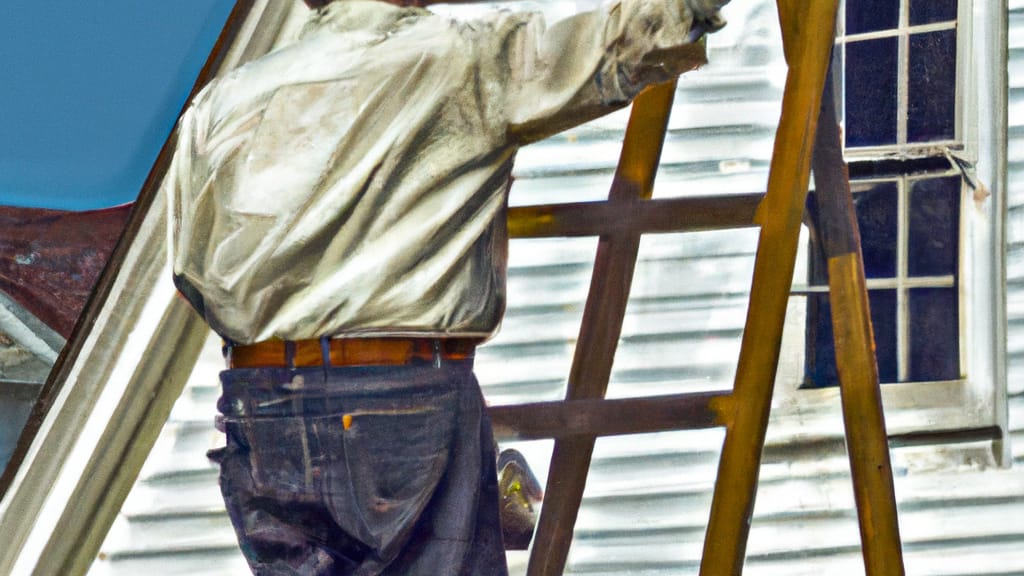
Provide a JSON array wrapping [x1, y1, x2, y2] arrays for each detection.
[[168, 0, 725, 343]]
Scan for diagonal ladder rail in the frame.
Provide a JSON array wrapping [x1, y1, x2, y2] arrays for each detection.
[[700, 2, 904, 573], [526, 79, 679, 576], [811, 59, 906, 575], [699, 1, 843, 573]]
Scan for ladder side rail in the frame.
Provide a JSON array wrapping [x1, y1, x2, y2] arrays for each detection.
[[699, 2, 840, 574], [811, 62, 907, 576], [526, 81, 678, 576]]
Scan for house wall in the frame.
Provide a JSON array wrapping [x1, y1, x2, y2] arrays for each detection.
[[88, 2, 1024, 575]]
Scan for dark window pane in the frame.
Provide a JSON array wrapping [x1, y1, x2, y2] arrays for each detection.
[[910, 0, 958, 25], [846, 0, 900, 34], [869, 289, 899, 384], [853, 181, 899, 278], [845, 38, 899, 147], [805, 294, 839, 388], [908, 30, 957, 142], [908, 288, 960, 381], [908, 176, 960, 276], [804, 290, 897, 388]]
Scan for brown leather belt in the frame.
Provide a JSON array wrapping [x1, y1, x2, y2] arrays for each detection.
[[227, 337, 478, 369]]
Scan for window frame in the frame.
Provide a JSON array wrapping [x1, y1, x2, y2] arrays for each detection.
[[780, 0, 1008, 463]]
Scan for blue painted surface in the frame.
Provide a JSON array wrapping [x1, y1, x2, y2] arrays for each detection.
[[0, 2, 235, 210]]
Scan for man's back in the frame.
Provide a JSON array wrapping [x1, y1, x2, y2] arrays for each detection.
[[172, 3, 519, 342], [169, 0, 720, 344]]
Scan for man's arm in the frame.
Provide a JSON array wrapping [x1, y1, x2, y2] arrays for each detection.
[[501, 0, 728, 144], [166, 91, 215, 320], [166, 107, 195, 273]]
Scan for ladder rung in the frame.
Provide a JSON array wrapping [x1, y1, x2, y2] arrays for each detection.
[[488, 391, 729, 440], [508, 194, 763, 238]]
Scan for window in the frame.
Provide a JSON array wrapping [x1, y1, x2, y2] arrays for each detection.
[[0, 2, 269, 574], [0, 1, 236, 475], [802, 0, 985, 393]]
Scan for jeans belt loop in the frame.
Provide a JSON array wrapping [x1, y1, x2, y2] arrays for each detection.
[[284, 340, 296, 370], [222, 339, 234, 368], [319, 336, 331, 366], [432, 339, 442, 369]]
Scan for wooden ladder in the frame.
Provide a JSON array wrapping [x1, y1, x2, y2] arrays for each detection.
[[491, 1, 907, 574]]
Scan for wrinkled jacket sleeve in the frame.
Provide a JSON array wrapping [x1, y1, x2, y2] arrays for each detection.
[[165, 88, 214, 319], [502, 0, 728, 144], [166, 107, 194, 280]]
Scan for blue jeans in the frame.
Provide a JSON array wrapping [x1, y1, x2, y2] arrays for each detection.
[[214, 360, 509, 575]]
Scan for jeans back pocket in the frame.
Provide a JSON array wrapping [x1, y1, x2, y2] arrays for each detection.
[[329, 387, 459, 561]]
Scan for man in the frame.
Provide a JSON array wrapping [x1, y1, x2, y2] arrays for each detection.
[[168, 0, 727, 573]]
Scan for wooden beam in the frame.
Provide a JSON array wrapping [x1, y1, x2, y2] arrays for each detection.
[[813, 69, 906, 576], [527, 80, 678, 576], [699, 2, 840, 574], [489, 391, 729, 440], [508, 194, 763, 238]]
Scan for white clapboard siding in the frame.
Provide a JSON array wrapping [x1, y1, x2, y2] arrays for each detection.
[[90, 2, 1024, 575]]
